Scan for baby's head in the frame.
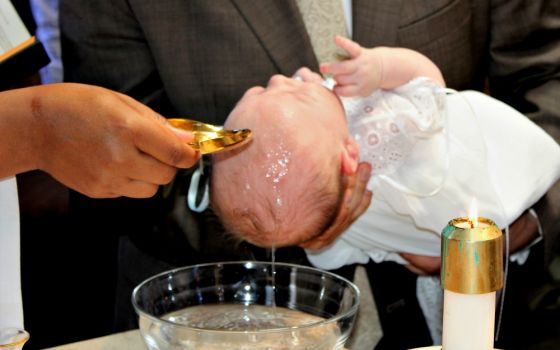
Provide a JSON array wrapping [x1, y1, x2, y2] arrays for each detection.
[[211, 75, 358, 247]]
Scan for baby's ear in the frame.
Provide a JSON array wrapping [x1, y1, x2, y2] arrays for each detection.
[[340, 137, 359, 176]]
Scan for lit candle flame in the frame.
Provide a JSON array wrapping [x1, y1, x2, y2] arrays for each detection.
[[468, 198, 479, 227]]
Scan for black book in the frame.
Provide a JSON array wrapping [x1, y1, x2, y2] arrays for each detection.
[[0, 0, 49, 89]]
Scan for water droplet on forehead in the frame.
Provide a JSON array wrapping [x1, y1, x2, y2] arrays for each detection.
[[265, 143, 292, 185], [264, 142, 291, 210]]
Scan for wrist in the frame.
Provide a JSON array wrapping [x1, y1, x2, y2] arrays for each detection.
[[371, 46, 388, 90], [28, 84, 56, 172]]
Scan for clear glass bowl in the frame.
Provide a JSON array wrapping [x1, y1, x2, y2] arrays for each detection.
[[132, 261, 360, 350]]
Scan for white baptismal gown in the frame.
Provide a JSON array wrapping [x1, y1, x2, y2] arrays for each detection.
[[307, 78, 560, 270]]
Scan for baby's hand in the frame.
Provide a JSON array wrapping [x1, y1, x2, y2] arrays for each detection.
[[320, 36, 384, 97]]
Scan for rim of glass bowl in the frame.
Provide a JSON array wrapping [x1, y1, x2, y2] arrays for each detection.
[[131, 260, 361, 334]]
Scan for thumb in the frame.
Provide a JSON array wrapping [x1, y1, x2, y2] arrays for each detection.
[[166, 122, 195, 143]]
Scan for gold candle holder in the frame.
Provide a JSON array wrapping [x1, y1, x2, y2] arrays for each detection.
[[441, 217, 503, 294]]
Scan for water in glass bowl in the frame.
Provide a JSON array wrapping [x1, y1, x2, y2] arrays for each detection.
[[140, 304, 342, 350]]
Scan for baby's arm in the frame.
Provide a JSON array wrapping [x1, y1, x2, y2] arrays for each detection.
[[320, 36, 445, 97]]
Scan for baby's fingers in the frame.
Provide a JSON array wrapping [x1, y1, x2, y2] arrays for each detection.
[[334, 35, 361, 58], [320, 36, 362, 76], [333, 84, 361, 97], [320, 60, 356, 77]]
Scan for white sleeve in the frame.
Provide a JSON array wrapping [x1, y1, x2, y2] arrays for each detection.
[[0, 177, 24, 329]]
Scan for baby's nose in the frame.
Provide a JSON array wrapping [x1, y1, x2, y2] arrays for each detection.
[[245, 86, 265, 95], [268, 74, 292, 87]]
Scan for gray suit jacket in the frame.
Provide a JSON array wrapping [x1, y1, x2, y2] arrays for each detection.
[[60, 0, 560, 262]]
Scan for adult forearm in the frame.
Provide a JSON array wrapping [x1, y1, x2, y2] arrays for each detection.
[[1, 83, 198, 198], [0, 87, 43, 178]]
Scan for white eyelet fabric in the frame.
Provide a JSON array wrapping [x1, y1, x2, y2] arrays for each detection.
[[344, 77, 446, 176]]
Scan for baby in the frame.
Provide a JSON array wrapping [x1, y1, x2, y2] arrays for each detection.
[[210, 72, 349, 248], [210, 37, 560, 267]]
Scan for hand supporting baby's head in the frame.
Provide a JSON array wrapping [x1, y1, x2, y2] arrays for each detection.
[[211, 75, 356, 247]]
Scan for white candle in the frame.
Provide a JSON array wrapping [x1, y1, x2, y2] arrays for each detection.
[[440, 198, 503, 350], [442, 289, 495, 350]]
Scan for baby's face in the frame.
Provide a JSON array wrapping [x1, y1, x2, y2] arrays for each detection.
[[212, 75, 347, 247], [225, 75, 347, 137]]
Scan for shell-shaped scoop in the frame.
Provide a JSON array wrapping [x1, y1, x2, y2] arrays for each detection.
[[168, 118, 252, 154]]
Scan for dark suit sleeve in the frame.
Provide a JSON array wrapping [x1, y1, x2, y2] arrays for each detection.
[[488, 0, 560, 138], [60, 0, 174, 114], [488, 0, 560, 263]]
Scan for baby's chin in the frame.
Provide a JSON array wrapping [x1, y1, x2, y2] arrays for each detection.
[[242, 235, 291, 249]]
